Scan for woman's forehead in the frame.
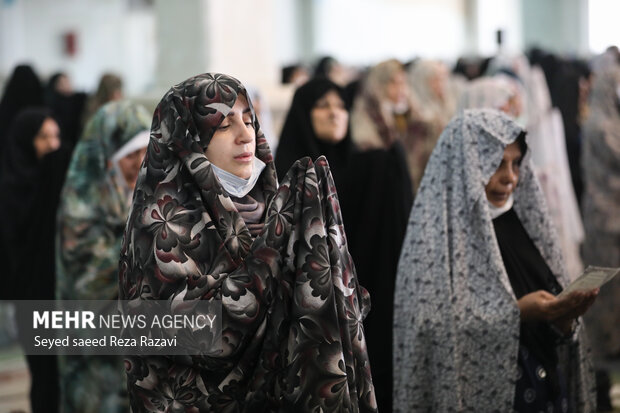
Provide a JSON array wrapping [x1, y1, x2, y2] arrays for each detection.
[[504, 141, 522, 159], [226, 94, 251, 116]]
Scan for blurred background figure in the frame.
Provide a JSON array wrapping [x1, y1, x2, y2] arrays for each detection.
[[82, 73, 123, 125], [407, 59, 457, 142], [457, 75, 518, 114], [581, 66, 620, 412], [0, 108, 69, 413], [281, 63, 310, 87], [350, 58, 431, 193], [590, 46, 620, 75], [45, 72, 88, 150], [528, 48, 593, 204], [276, 76, 414, 413], [275, 78, 354, 192], [453, 56, 493, 82], [56, 100, 151, 413], [314, 55, 353, 86], [246, 86, 278, 155], [0, 65, 44, 163]]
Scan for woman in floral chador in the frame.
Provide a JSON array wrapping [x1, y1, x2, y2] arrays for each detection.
[[394, 110, 597, 412], [119, 73, 376, 412]]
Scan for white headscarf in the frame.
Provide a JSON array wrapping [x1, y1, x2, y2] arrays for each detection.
[[109, 130, 150, 207], [408, 59, 456, 126]]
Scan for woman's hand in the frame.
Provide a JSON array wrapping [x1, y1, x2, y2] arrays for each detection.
[[517, 289, 599, 325]]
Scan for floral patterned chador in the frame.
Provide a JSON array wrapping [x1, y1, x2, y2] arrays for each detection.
[[119, 73, 376, 412]]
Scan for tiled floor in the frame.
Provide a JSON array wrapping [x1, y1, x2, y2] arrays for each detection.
[[0, 344, 29, 413]]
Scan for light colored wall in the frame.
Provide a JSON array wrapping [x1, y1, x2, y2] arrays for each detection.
[[0, 0, 602, 97], [206, 0, 281, 88], [0, 0, 155, 94], [312, 0, 467, 65], [475, 0, 522, 56]]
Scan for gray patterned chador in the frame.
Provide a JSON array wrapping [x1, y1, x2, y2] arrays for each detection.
[[119, 73, 376, 412], [393, 109, 595, 412]]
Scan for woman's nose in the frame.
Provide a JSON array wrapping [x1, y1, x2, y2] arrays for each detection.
[[328, 104, 341, 117], [50, 137, 60, 152], [500, 166, 517, 184], [236, 123, 254, 144]]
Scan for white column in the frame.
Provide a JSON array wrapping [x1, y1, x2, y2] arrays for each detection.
[[153, 0, 210, 91]]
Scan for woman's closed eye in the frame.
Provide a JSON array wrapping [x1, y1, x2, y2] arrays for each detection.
[[314, 101, 328, 109], [242, 112, 254, 128]]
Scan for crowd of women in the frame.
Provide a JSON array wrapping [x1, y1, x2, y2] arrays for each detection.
[[0, 45, 618, 413]]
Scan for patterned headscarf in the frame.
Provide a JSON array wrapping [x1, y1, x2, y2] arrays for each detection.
[[393, 109, 594, 412], [56, 100, 151, 301], [119, 73, 375, 412]]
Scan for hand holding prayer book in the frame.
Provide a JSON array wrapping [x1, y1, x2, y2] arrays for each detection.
[[556, 266, 620, 299]]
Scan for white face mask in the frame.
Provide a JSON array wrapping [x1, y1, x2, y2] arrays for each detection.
[[488, 194, 514, 219], [211, 156, 266, 198]]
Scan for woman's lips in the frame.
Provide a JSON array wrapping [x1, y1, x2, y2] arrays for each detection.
[[234, 152, 253, 163], [491, 191, 510, 200]]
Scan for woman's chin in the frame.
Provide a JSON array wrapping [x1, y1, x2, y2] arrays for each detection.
[[490, 197, 509, 207], [235, 169, 253, 180]]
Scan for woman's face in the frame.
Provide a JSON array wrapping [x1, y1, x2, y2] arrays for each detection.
[[485, 141, 523, 207], [33, 117, 61, 159], [55, 75, 73, 96], [117, 147, 147, 189], [310, 90, 349, 144], [429, 66, 448, 100], [205, 94, 256, 179], [385, 70, 409, 106]]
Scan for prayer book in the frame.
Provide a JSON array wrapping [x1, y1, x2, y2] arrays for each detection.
[[557, 266, 620, 299]]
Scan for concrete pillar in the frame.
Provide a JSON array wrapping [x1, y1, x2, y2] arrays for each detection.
[[153, 0, 210, 91], [463, 0, 479, 55], [521, 0, 589, 55], [153, 0, 287, 92], [297, 0, 316, 64]]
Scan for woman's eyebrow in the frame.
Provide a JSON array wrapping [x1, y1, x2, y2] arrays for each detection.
[[227, 106, 252, 117]]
